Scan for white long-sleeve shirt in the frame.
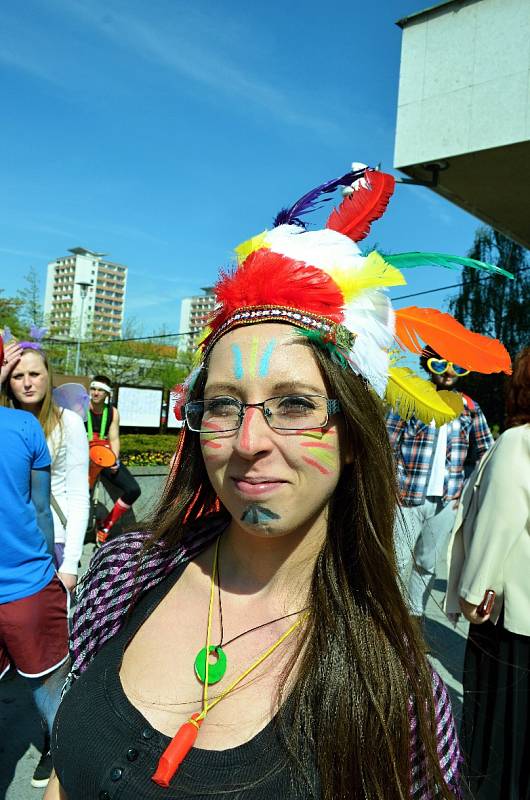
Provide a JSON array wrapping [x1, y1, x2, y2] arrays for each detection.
[[47, 408, 90, 575]]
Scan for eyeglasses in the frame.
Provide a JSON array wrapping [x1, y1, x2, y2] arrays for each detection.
[[184, 395, 341, 434], [427, 358, 470, 377]]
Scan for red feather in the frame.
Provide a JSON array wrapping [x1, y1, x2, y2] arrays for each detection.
[[326, 170, 395, 242], [209, 249, 344, 334]]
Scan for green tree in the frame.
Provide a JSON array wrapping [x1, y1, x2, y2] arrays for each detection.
[[0, 290, 25, 338], [17, 267, 44, 328], [449, 227, 530, 428]]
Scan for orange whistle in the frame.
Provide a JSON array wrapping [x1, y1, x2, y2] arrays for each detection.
[[151, 713, 203, 787]]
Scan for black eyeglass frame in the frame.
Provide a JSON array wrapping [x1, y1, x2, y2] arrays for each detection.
[[183, 395, 341, 433]]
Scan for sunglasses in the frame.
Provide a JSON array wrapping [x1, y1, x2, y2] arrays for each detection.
[[427, 358, 469, 377]]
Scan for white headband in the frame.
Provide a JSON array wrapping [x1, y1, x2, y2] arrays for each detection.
[[90, 380, 112, 394]]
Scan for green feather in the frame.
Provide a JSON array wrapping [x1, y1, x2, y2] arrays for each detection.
[[383, 252, 514, 280], [295, 328, 349, 368]]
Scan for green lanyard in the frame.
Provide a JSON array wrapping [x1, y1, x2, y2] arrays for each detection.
[[87, 403, 109, 441]]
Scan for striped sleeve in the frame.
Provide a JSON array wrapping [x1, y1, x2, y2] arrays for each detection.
[[409, 670, 462, 799]]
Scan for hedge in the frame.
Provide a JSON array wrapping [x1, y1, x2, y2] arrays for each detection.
[[120, 434, 180, 466]]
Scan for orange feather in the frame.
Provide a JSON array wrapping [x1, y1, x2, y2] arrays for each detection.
[[394, 307, 512, 375], [326, 170, 395, 242]]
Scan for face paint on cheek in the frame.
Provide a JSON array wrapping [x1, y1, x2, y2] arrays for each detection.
[[231, 345, 244, 380], [241, 504, 281, 525], [200, 421, 226, 460], [200, 420, 224, 441], [299, 429, 338, 475]]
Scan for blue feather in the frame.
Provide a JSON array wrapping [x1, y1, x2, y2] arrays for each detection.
[[272, 167, 369, 228]]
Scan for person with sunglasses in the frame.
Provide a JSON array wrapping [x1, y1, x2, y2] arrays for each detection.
[[387, 345, 494, 620]]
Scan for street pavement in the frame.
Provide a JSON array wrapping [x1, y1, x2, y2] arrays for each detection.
[[0, 547, 468, 800]]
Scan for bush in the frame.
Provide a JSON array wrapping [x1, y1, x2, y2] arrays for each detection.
[[120, 434, 180, 466]]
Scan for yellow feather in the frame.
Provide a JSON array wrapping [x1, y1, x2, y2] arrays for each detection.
[[234, 231, 270, 263], [327, 251, 406, 302], [193, 326, 212, 365], [385, 366, 463, 426]]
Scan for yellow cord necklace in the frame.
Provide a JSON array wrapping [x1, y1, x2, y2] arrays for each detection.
[[151, 536, 308, 787]]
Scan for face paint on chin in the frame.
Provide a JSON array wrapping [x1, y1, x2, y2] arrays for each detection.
[[241, 504, 281, 525]]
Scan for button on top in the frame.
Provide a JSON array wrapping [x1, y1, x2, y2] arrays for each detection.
[[141, 727, 154, 740], [126, 747, 139, 762], [99, 792, 111, 800], [110, 767, 123, 782]]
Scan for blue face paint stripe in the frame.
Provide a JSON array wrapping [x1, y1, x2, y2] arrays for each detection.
[[241, 504, 281, 524], [258, 339, 276, 378], [231, 344, 244, 380]]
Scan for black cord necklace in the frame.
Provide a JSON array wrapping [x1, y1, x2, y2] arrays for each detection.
[[194, 539, 306, 685]]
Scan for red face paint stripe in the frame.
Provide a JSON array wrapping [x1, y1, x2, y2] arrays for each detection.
[[302, 455, 331, 475], [203, 441, 222, 449], [239, 407, 256, 451], [299, 441, 335, 450]]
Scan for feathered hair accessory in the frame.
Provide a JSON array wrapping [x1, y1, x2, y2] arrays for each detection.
[[185, 163, 512, 426]]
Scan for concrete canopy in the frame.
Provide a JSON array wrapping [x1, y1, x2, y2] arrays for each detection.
[[394, 0, 530, 249]]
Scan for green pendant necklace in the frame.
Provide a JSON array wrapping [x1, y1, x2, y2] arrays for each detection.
[[194, 538, 305, 686]]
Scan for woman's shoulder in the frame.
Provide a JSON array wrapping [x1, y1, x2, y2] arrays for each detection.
[[60, 407, 87, 432], [70, 515, 229, 679], [498, 424, 530, 444], [487, 424, 530, 467]]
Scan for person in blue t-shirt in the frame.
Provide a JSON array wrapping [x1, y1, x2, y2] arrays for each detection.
[[0, 334, 70, 788]]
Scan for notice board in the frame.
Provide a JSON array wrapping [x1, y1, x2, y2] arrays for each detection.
[[117, 387, 163, 427]]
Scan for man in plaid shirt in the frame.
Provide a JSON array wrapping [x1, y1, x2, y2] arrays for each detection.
[[387, 346, 493, 617]]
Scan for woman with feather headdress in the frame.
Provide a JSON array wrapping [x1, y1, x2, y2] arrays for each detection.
[[46, 163, 511, 800]]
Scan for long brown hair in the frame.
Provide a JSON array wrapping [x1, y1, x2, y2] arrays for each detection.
[[505, 347, 530, 429], [145, 340, 455, 800], [2, 348, 63, 442]]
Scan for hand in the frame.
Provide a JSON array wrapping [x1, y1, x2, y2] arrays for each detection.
[[58, 572, 78, 593], [0, 340, 23, 386], [459, 596, 490, 624], [109, 463, 120, 473]]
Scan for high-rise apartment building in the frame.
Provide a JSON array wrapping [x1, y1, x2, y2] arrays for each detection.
[[44, 247, 127, 339], [179, 287, 216, 348]]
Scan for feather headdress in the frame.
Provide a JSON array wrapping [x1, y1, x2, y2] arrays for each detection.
[[188, 163, 512, 426]]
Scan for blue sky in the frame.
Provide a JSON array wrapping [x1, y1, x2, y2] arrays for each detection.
[[0, 0, 482, 336]]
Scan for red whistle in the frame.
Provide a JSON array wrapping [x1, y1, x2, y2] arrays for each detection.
[[151, 713, 203, 787]]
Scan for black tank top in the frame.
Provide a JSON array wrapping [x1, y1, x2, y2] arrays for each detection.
[[52, 564, 317, 800]]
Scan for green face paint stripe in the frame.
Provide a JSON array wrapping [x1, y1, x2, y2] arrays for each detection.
[[304, 447, 336, 469], [231, 344, 244, 380], [248, 336, 259, 378], [200, 420, 224, 441], [258, 339, 276, 378]]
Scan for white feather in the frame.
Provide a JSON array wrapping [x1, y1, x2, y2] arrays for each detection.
[[265, 225, 363, 272]]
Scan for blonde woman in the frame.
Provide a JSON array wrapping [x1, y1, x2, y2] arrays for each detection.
[[4, 342, 89, 590], [2, 339, 89, 787]]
